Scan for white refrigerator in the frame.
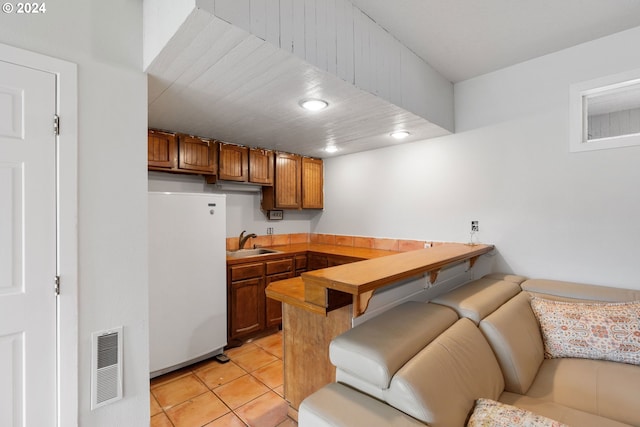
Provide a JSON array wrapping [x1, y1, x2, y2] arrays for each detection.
[[148, 192, 227, 377]]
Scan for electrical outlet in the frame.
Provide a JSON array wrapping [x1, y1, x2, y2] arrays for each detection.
[[266, 227, 274, 235], [471, 221, 479, 232]]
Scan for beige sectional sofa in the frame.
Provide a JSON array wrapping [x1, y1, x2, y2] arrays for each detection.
[[299, 274, 640, 426]]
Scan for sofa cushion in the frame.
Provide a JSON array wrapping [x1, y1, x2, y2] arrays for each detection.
[[530, 297, 640, 365], [330, 302, 457, 391], [431, 275, 522, 325], [522, 279, 640, 303], [299, 382, 425, 427], [467, 398, 568, 427], [500, 392, 634, 427], [385, 318, 504, 426], [525, 358, 640, 426], [482, 272, 528, 284], [479, 292, 544, 394], [334, 369, 388, 400]]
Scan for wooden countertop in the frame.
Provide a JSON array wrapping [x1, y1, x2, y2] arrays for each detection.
[[266, 242, 494, 317], [264, 277, 325, 315], [226, 243, 398, 265]]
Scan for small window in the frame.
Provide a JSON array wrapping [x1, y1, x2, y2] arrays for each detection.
[[570, 70, 640, 152]]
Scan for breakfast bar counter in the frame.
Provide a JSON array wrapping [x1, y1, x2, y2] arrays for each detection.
[[265, 242, 494, 418]]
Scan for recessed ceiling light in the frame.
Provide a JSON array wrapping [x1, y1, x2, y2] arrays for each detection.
[[390, 130, 411, 139], [325, 145, 338, 153], [300, 98, 329, 111]]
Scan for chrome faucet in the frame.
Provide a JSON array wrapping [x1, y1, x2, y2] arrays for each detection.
[[238, 230, 257, 250]]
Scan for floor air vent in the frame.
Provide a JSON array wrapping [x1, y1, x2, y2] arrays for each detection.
[[91, 327, 123, 410]]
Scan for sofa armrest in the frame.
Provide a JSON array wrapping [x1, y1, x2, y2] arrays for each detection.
[[299, 383, 425, 427]]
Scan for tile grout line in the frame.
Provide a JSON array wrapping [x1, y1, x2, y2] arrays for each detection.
[[151, 331, 290, 427]]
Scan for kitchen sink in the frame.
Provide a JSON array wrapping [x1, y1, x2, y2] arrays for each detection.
[[226, 248, 283, 258]]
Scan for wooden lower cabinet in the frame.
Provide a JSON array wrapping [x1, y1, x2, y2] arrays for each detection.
[[307, 253, 328, 270], [307, 253, 361, 270], [265, 272, 291, 327], [228, 256, 293, 342], [294, 255, 307, 276], [265, 257, 294, 328], [228, 252, 359, 343], [228, 262, 265, 341], [229, 277, 265, 338]]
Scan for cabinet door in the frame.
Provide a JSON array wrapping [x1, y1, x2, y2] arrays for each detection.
[[178, 134, 217, 174], [249, 148, 274, 185], [229, 277, 265, 339], [302, 157, 323, 209], [219, 143, 249, 181], [274, 153, 301, 209], [265, 272, 292, 327], [148, 129, 177, 169], [294, 255, 307, 276], [307, 254, 328, 270]]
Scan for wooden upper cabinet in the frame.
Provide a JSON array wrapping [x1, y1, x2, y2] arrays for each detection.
[[148, 129, 217, 176], [219, 143, 249, 182], [261, 152, 323, 210], [302, 157, 323, 209], [274, 152, 302, 209], [178, 134, 217, 174], [149, 128, 321, 208], [249, 148, 274, 185], [148, 129, 177, 169]]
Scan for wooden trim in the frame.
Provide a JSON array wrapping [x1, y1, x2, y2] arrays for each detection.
[[353, 290, 374, 317], [429, 270, 440, 284], [469, 255, 480, 269]]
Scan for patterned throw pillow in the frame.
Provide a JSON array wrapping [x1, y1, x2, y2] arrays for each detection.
[[467, 398, 568, 427], [530, 297, 640, 365]]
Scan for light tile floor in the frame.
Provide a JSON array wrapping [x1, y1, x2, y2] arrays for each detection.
[[150, 331, 297, 427]]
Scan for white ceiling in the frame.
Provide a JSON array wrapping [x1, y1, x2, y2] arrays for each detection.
[[147, 1, 640, 158], [147, 10, 450, 159], [350, 0, 640, 83]]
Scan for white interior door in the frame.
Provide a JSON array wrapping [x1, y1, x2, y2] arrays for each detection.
[[0, 60, 57, 426]]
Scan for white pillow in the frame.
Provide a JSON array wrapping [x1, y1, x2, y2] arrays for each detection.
[[467, 398, 568, 427], [530, 297, 640, 365]]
